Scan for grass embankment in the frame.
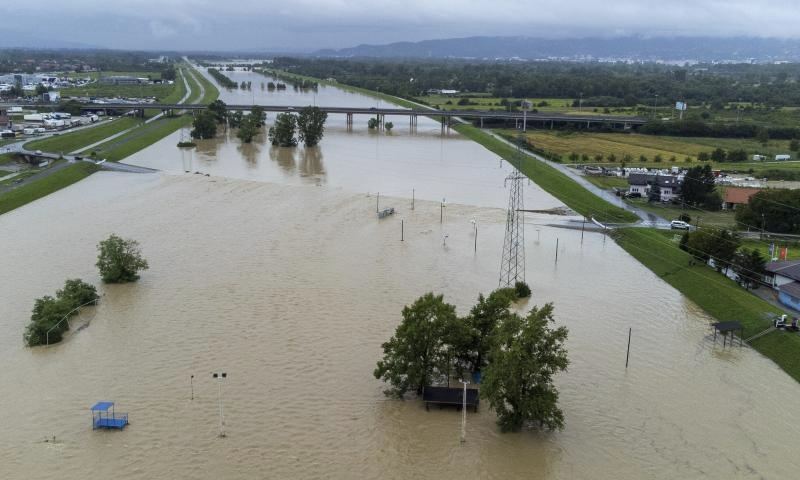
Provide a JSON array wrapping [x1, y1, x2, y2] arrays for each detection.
[[24, 118, 141, 154], [614, 228, 800, 382], [0, 162, 100, 215], [93, 115, 192, 161], [456, 124, 638, 223], [188, 66, 219, 104], [417, 95, 633, 116]]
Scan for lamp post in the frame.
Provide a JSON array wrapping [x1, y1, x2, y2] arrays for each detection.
[[212, 372, 227, 437], [459, 379, 470, 443]]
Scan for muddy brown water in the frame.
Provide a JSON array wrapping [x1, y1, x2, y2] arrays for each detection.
[[0, 71, 798, 479]]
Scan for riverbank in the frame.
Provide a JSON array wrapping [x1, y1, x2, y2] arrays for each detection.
[[0, 162, 100, 215], [271, 69, 800, 384], [614, 227, 800, 382]]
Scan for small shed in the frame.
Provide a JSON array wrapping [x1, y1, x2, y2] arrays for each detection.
[[91, 401, 129, 430], [422, 386, 479, 412]]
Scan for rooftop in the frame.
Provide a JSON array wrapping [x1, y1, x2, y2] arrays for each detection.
[[766, 260, 800, 281], [723, 187, 761, 205]]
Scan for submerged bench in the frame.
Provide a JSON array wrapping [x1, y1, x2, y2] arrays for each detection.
[[422, 386, 479, 412]]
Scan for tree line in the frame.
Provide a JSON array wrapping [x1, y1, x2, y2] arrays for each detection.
[[208, 68, 238, 89], [272, 57, 800, 107], [374, 287, 570, 432]]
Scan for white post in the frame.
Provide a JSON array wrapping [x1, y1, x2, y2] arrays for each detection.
[[459, 379, 470, 443]]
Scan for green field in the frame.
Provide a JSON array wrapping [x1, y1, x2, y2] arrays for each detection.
[[502, 130, 796, 166], [60, 71, 175, 100], [625, 197, 737, 227], [0, 162, 100, 215], [24, 118, 141, 154], [456, 124, 638, 223], [418, 95, 635, 116], [613, 228, 800, 382], [188, 66, 219, 104]]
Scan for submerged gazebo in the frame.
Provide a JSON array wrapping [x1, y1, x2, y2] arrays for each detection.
[[90, 402, 129, 430]]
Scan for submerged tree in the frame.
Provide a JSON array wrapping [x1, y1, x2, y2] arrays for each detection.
[[24, 279, 98, 346], [208, 99, 228, 124], [191, 110, 217, 139], [373, 293, 457, 397], [268, 113, 298, 147], [237, 114, 261, 144], [96, 234, 149, 284], [481, 303, 569, 432], [297, 106, 328, 146]]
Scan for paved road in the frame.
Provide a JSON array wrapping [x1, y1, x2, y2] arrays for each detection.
[[485, 131, 668, 228]]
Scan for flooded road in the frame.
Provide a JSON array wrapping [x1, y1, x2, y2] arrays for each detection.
[[1, 67, 799, 479]]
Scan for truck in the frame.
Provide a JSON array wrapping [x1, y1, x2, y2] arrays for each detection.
[[775, 154, 792, 161], [52, 112, 72, 119], [753, 154, 766, 161], [23, 113, 47, 122]]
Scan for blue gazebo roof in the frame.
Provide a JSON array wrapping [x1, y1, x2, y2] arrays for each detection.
[[90, 401, 115, 411]]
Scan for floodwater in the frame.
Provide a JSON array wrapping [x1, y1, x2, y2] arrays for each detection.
[[126, 67, 554, 210], [1, 70, 799, 480]]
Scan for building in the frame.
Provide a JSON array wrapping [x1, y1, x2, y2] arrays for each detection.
[[99, 76, 142, 85], [765, 260, 800, 310], [627, 173, 681, 201], [723, 187, 761, 210]]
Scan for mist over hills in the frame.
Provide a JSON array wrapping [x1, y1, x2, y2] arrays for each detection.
[[314, 36, 800, 62]]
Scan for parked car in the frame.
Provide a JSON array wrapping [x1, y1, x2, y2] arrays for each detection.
[[670, 220, 691, 230]]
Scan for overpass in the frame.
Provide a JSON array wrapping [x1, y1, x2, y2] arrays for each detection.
[[69, 103, 647, 130], [18, 148, 157, 174]]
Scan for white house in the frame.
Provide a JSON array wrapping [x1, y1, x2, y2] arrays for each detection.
[[627, 173, 681, 201]]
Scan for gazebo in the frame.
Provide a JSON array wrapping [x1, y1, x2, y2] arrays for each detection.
[[90, 401, 129, 430], [712, 321, 744, 347]]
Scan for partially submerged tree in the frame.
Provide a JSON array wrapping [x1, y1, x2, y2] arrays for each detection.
[[191, 110, 217, 139], [96, 234, 149, 283], [481, 303, 569, 432], [268, 113, 298, 147], [207, 99, 228, 124], [373, 293, 457, 397], [297, 106, 328, 146], [24, 279, 98, 346]]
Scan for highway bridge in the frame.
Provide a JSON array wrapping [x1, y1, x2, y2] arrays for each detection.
[[60, 103, 646, 130]]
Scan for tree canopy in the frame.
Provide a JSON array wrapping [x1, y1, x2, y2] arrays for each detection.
[[297, 106, 328, 146], [96, 234, 149, 283], [268, 113, 298, 147], [23, 279, 98, 346], [680, 164, 717, 208], [481, 303, 569, 432], [191, 110, 217, 139]]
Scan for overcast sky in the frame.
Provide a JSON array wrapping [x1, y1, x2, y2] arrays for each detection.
[[2, 0, 799, 51]]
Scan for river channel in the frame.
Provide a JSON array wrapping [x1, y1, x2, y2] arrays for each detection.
[[0, 68, 798, 479]]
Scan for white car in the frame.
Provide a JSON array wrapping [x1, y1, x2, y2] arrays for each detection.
[[670, 220, 691, 230]]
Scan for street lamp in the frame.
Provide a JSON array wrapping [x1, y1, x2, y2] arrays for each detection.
[[459, 379, 470, 443], [212, 372, 227, 438]]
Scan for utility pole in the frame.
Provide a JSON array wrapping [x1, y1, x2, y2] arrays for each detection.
[[440, 198, 445, 223], [376, 192, 380, 213]]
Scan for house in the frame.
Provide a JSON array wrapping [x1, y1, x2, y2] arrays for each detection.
[[627, 173, 681, 201], [765, 260, 800, 310], [723, 187, 761, 210]]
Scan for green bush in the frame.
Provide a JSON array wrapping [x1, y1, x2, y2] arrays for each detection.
[[514, 281, 532, 298]]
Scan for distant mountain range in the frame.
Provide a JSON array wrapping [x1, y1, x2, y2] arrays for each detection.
[[313, 36, 800, 62]]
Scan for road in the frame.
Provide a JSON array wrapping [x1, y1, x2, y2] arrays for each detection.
[[0, 66, 201, 194]]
